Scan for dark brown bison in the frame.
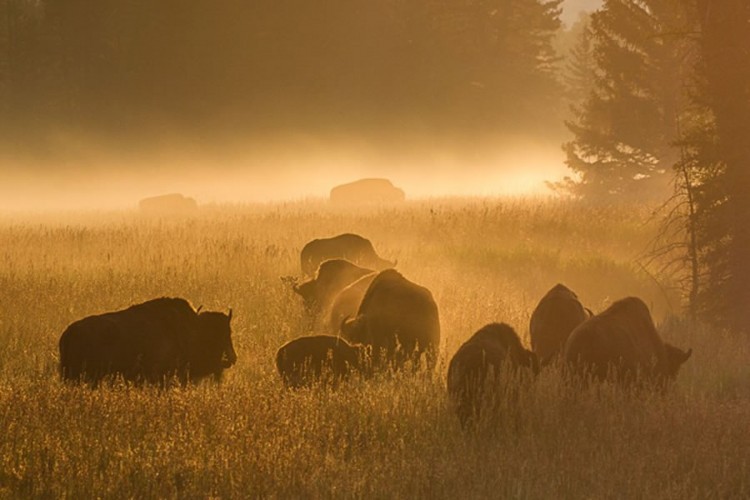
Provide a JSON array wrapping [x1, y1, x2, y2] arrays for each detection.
[[530, 284, 591, 364], [294, 259, 374, 315], [563, 297, 692, 386], [276, 335, 369, 389], [340, 269, 440, 370], [447, 323, 539, 428], [330, 178, 405, 205], [328, 272, 377, 333], [300, 233, 394, 277], [59, 297, 237, 386], [138, 193, 198, 213]]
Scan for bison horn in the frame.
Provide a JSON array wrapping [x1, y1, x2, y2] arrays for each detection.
[[340, 315, 352, 334], [228, 308, 233, 321], [196, 305, 203, 313]]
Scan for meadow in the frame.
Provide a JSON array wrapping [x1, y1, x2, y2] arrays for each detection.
[[0, 198, 748, 498]]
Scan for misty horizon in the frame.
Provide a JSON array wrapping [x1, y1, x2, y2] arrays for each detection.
[[0, 0, 602, 211]]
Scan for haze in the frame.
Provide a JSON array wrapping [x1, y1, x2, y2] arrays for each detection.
[[0, 1, 601, 211]]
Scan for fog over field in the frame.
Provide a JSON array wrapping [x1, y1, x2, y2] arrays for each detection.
[[1, 135, 566, 210], [0, 0, 603, 211], [1, 0, 749, 497]]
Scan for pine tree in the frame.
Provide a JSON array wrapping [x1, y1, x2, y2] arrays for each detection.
[[561, 0, 693, 200], [686, 0, 750, 333]]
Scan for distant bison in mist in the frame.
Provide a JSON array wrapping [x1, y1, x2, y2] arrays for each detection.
[[341, 269, 440, 371], [276, 335, 369, 389], [530, 284, 591, 364], [330, 178, 405, 205], [447, 323, 539, 428], [139, 193, 197, 213], [300, 233, 394, 277], [59, 297, 237, 386], [563, 297, 692, 386], [293, 259, 374, 315]]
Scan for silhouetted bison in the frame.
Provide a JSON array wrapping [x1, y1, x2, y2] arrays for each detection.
[[276, 335, 369, 389], [138, 193, 197, 213], [447, 323, 539, 428], [330, 178, 405, 205], [59, 297, 237, 386], [300, 233, 394, 276], [294, 259, 374, 315], [341, 269, 440, 370], [563, 297, 692, 386], [530, 284, 591, 364], [328, 272, 377, 333]]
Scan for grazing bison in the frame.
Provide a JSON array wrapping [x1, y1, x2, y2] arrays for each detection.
[[330, 178, 405, 205], [138, 193, 198, 213], [340, 269, 440, 370], [276, 335, 370, 389], [59, 297, 237, 386], [294, 259, 374, 315], [447, 323, 539, 428], [563, 297, 692, 386], [530, 284, 591, 364], [300, 233, 394, 277], [328, 272, 377, 333]]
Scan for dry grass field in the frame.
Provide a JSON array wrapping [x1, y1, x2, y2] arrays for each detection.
[[0, 198, 748, 498]]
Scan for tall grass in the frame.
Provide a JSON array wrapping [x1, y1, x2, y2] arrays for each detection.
[[0, 198, 748, 498]]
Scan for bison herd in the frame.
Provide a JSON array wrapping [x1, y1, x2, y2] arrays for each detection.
[[58, 232, 692, 428]]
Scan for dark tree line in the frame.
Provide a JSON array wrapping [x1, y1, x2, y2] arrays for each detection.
[[0, 0, 563, 154], [562, 0, 750, 334]]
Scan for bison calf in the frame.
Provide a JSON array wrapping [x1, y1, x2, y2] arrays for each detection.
[[276, 335, 369, 389], [447, 323, 539, 429], [563, 297, 692, 387]]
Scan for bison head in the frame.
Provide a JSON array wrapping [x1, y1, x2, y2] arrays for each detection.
[[659, 343, 692, 379], [293, 280, 319, 310], [190, 309, 237, 381]]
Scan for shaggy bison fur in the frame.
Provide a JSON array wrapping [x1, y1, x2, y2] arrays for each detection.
[[530, 283, 591, 364], [59, 297, 237, 386], [563, 297, 692, 386], [447, 323, 539, 428], [341, 269, 440, 371], [300, 233, 394, 277]]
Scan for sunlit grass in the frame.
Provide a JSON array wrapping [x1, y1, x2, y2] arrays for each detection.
[[0, 198, 748, 498]]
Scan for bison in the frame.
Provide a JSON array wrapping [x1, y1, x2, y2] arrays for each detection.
[[328, 272, 377, 333], [138, 193, 198, 213], [300, 233, 394, 277], [340, 269, 440, 371], [276, 335, 370, 389], [293, 259, 374, 315], [563, 296, 692, 386], [330, 178, 405, 205], [447, 323, 539, 428], [59, 297, 237, 386], [529, 284, 591, 364]]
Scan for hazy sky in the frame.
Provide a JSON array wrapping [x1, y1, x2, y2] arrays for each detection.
[[0, 1, 606, 211]]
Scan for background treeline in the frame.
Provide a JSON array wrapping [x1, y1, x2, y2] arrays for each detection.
[[0, 0, 563, 151], [559, 0, 750, 335]]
